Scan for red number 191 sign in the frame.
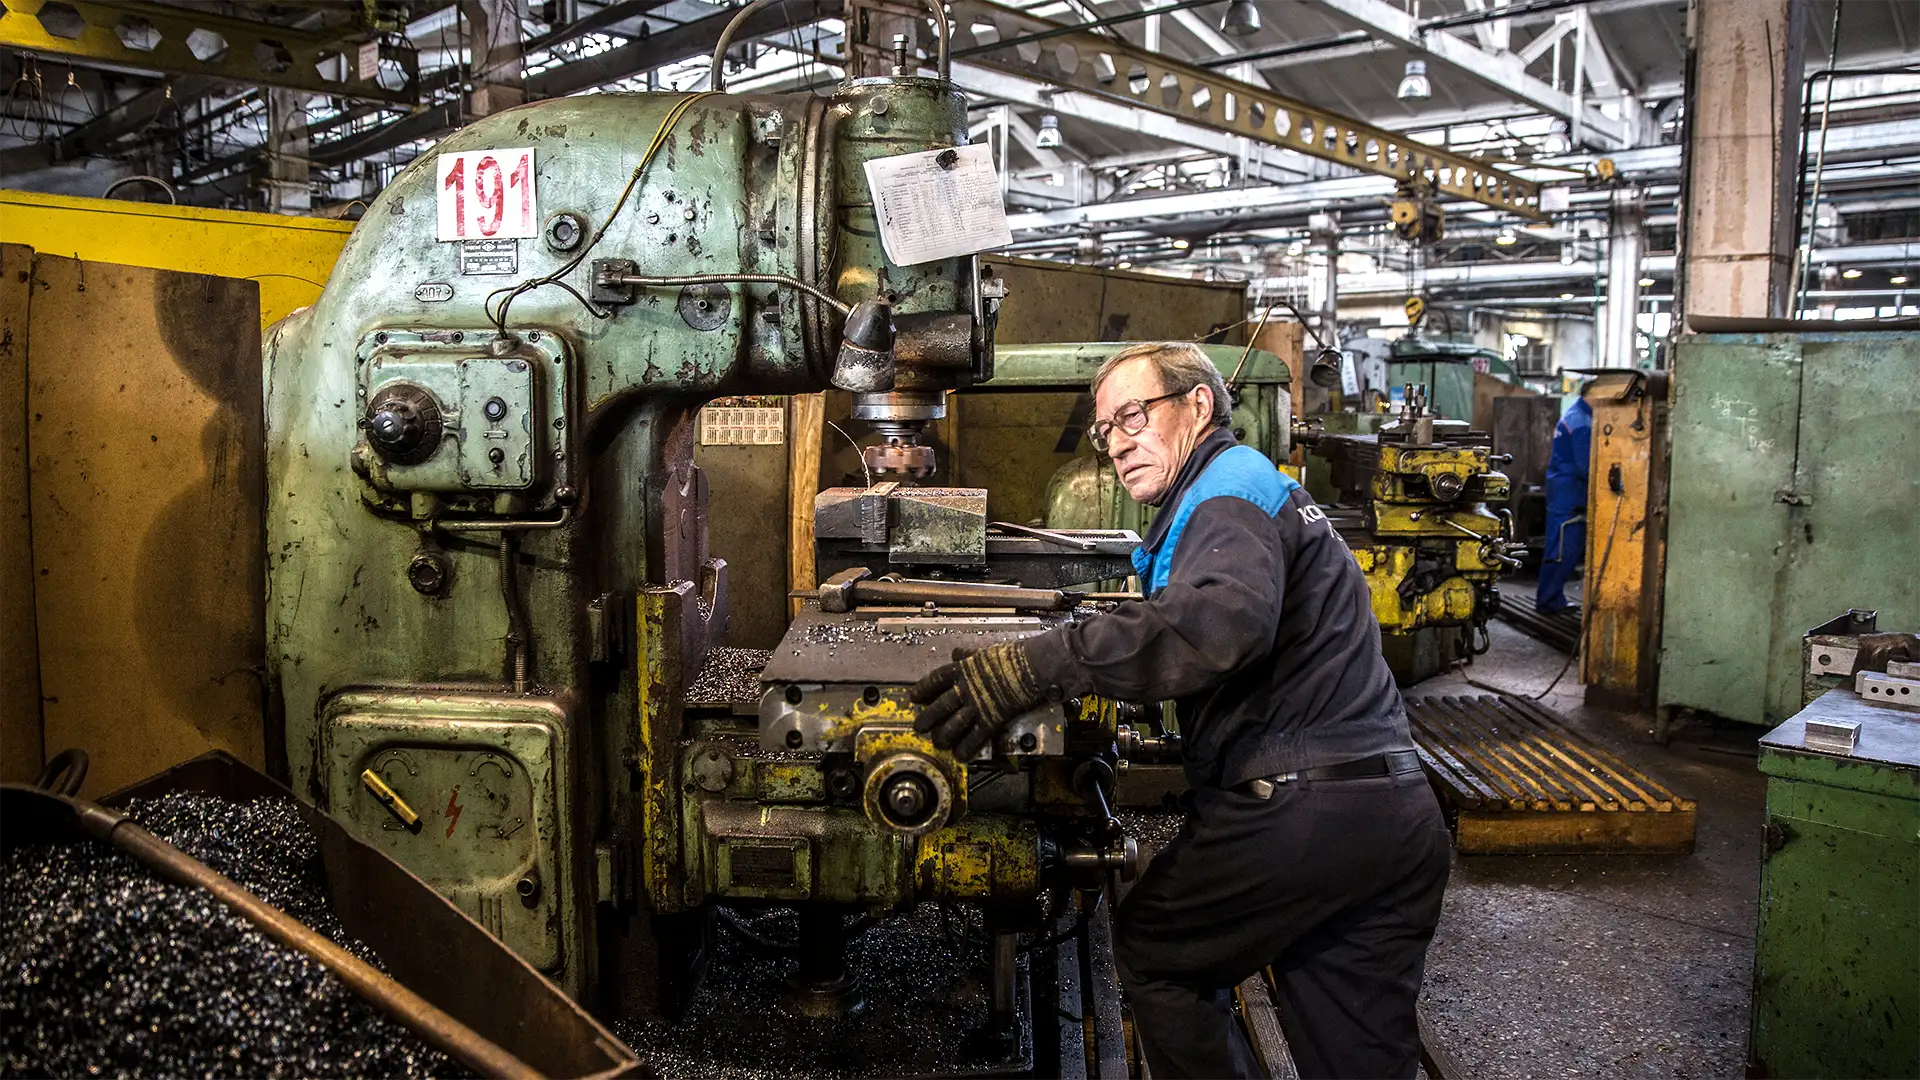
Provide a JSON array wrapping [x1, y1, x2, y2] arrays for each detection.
[[436, 147, 537, 242]]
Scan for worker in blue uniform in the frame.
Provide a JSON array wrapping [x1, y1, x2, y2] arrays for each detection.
[[912, 342, 1449, 1079], [1536, 385, 1593, 613]]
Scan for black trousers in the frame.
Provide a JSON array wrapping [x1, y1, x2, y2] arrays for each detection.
[[1113, 770, 1451, 1080]]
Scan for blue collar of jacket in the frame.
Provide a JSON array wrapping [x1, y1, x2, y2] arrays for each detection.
[[1136, 426, 1238, 559]]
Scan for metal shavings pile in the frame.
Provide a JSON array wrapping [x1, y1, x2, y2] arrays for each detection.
[[615, 904, 1014, 1079], [125, 793, 381, 967], [686, 648, 773, 705], [1, 798, 461, 1078], [800, 619, 970, 649], [1118, 809, 1187, 852]]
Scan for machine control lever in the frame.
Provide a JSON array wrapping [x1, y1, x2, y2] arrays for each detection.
[[1071, 759, 1122, 838]]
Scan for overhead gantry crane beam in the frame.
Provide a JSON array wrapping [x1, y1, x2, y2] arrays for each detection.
[[946, 0, 1548, 221], [0, 0, 419, 105]]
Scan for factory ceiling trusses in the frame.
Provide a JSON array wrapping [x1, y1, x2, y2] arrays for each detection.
[[1310, 0, 1631, 148], [0, 0, 419, 105], [528, 0, 832, 98], [947, 0, 1547, 219]]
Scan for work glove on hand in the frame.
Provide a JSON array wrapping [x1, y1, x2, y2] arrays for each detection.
[[910, 642, 1047, 760]]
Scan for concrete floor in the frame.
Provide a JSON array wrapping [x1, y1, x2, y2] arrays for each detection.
[[1412, 616, 1767, 1080]]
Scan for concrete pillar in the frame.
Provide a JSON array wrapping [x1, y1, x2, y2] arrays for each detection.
[[461, 0, 525, 117], [1601, 187, 1645, 366], [1551, 317, 1596, 374], [1680, 0, 1806, 323], [264, 89, 312, 213]]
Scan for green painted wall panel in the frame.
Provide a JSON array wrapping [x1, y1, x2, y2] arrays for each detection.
[[1772, 337, 1920, 722]]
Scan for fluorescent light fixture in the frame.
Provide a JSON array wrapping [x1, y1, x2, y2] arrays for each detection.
[[1397, 60, 1431, 101], [1893, 275, 1911, 285]]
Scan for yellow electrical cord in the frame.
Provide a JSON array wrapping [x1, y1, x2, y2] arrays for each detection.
[[487, 90, 720, 333]]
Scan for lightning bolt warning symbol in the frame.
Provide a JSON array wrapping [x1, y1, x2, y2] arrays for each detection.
[[445, 785, 463, 838]]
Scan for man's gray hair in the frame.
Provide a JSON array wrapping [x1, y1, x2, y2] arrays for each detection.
[[1091, 342, 1233, 428]]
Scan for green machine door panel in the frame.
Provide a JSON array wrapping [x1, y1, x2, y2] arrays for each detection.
[[321, 691, 575, 974], [1660, 332, 1920, 726], [1659, 337, 1803, 725], [1771, 336, 1920, 720]]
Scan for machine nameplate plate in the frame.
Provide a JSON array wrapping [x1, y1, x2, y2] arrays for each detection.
[[699, 406, 784, 445], [460, 238, 520, 275], [714, 838, 811, 900], [727, 844, 801, 889]]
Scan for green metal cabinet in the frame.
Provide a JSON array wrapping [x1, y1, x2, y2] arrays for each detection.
[[1660, 332, 1920, 727], [1754, 690, 1920, 1078]]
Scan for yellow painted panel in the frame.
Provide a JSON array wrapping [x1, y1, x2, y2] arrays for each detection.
[[0, 189, 352, 326], [1, 243, 41, 783], [26, 255, 266, 796], [1580, 372, 1669, 704]]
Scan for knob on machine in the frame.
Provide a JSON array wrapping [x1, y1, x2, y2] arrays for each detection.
[[363, 383, 445, 465]]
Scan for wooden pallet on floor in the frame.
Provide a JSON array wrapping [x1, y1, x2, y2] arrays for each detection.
[[1408, 694, 1696, 855]]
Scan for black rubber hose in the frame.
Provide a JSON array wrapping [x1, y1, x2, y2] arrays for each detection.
[[34, 748, 89, 797]]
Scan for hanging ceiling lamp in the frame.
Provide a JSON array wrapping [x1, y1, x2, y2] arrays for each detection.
[[1219, 0, 1261, 37], [1035, 113, 1063, 149], [1397, 59, 1431, 100]]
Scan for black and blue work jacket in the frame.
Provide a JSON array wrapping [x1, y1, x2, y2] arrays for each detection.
[[1024, 427, 1417, 791]]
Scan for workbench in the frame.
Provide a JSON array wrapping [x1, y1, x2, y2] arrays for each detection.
[[1752, 689, 1920, 1078]]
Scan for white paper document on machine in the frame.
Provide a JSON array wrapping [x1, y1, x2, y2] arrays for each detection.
[[863, 143, 1013, 266]]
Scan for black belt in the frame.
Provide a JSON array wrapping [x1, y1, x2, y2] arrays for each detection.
[[1235, 750, 1424, 799]]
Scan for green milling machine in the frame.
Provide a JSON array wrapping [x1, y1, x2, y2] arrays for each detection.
[[260, 4, 1521, 1041], [264, 7, 1175, 1033]]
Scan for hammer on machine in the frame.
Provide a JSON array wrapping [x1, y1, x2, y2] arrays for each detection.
[[800, 568, 1079, 614]]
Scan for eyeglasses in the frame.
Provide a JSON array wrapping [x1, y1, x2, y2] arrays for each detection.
[[1089, 389, 1192, 453]]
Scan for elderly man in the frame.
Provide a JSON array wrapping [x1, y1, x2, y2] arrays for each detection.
[[913, 341, 1450, 1079]]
